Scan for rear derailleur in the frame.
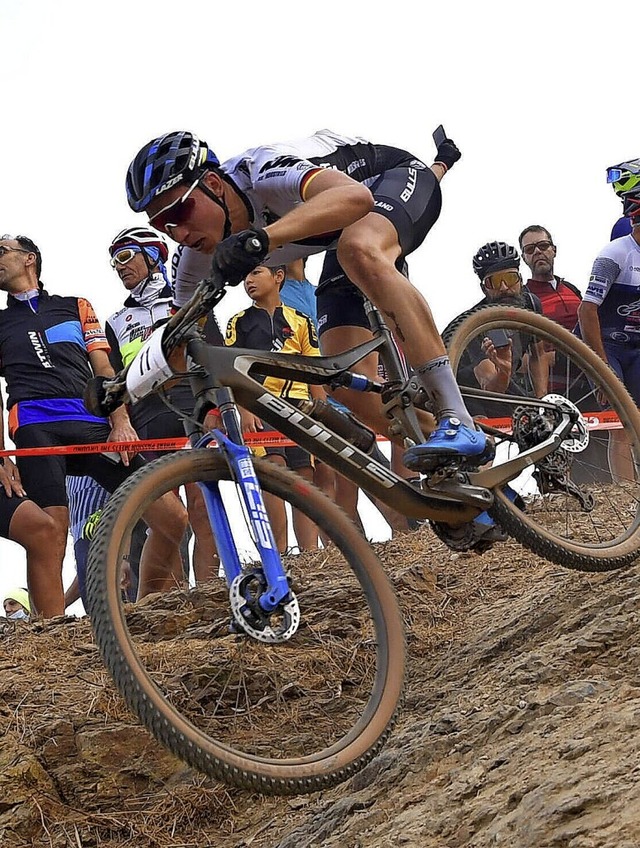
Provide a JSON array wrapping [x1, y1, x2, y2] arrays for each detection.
[[513, 405, 595, 512]]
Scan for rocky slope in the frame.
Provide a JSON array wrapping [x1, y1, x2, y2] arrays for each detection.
[[2, 528, 640, 848]]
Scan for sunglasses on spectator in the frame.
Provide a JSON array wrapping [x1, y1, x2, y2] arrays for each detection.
[[483, 270, 522, 291], [110, 246, 143, 267], [148, 177, 201, 234], [0, 245, 30, 258], [522, 240, 554, 256]]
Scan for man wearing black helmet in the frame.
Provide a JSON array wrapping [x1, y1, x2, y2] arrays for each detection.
[[125, 129, 493, 474], [451, 241, 545, 414], [106, 227, 219, 585]]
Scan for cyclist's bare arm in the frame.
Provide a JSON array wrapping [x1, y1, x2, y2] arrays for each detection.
[[578, 301, 609, 363], [88, 349, 139, 463], [263, 169, 373, 250], [0, 388, 25, 497]]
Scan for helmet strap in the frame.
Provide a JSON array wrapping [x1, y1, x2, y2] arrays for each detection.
[[198, 178, 233, 239]]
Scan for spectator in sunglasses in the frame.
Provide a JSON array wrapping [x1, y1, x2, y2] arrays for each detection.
[[435, 242, 547, 552], [445, 241, 544, 408], [0, 234, 188, 614], [106, 227, 219, 586], [519, 226, 582, 332], [518, 225, 612, 484]]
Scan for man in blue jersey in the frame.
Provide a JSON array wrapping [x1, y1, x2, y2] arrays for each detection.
[[578, 181, 640, 482], [0, 234, 188, 615]]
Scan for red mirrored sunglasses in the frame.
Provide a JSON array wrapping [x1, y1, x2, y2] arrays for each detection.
[[148, 177, 201, 235]]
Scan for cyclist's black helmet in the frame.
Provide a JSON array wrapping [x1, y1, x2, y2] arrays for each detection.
[[126, 131, 220, 212], [472, 241, 519, 279]]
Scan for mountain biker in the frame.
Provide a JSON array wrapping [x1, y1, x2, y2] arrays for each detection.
[[125, 129, 493, 474], [607, 158, 639, 241]]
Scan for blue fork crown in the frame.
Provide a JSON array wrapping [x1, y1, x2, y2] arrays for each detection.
[[194, 429, 291, 612]]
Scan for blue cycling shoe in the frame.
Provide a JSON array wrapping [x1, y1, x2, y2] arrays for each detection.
[[404, 416, 495, 472]]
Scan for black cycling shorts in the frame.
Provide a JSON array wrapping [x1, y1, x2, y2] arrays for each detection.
[[136, 408, 189, 460], [14, 420, 147, 509], [316, 165, 442, 335], [0, 489, 30, 539]]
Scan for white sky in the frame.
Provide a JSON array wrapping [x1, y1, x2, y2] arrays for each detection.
[[0, 0, 636, 606]]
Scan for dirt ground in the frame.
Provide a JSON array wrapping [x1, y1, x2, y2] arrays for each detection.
[[2, 517, 640, 848]]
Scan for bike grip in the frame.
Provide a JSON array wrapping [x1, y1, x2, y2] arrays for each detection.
[[245, 235, 265, 254]]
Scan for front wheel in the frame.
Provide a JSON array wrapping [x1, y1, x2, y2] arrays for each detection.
[[85, 450, 405, 794], [444, 305, 640, 571]]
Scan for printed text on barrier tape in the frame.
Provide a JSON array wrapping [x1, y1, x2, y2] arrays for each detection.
[[0, 432, 295, 458], [0, 411, 622, 458]]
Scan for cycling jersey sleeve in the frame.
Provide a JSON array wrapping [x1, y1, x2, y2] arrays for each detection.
[[249, 146, 321, 206], [77, 298, 110, 352], [583, 257, 621, 306], [172, 246, 212, 309]]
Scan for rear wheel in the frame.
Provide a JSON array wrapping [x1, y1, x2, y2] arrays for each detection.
[[444, 306, 640, 571], [86, 449, 405, 794]]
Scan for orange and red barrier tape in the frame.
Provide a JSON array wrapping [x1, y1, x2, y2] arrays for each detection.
[[0, 410, 622, 459]]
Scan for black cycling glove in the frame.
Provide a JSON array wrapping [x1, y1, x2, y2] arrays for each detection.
[[211, 228, 270, 286], [434, 138, 461, 171]]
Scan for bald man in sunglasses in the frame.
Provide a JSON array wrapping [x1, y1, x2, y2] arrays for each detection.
[[0, 234, 188, 613]]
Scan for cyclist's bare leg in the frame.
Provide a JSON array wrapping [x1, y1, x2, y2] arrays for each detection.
[[136, 492, 189, 598], [10, 502, 62, 617], [336, 213, 475, 430], [184, 481, 220, 583], [291, 466, 319, 550], [262, 454, 288, 553], [608, 427, 637, 484]]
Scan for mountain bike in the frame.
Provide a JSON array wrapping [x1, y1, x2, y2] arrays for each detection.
[[84, 271, 640, 795]]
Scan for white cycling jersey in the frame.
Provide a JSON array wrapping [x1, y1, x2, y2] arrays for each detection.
[[172, 129, 419, 306], [583, 233, 640, 342]]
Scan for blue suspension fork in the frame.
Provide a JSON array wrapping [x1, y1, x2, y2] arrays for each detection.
[[193, 390, 290, 613]]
